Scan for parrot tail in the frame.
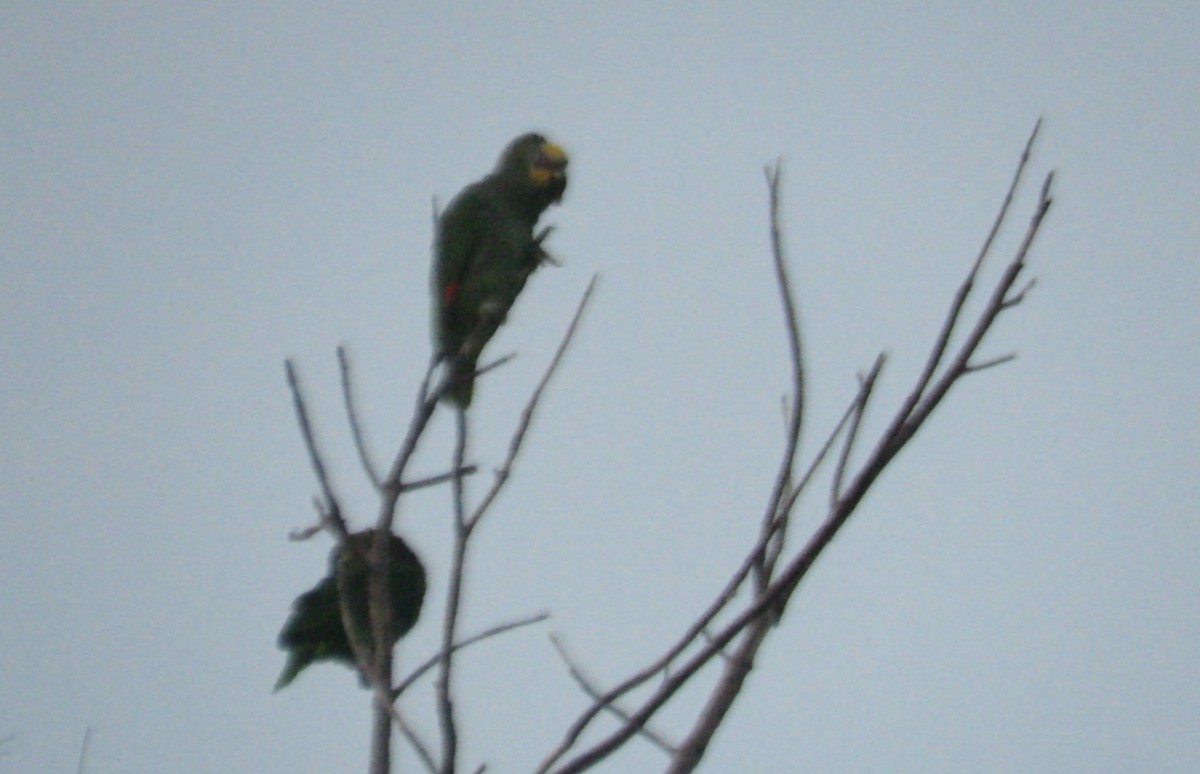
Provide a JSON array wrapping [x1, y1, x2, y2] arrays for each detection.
[[443, 353, 478, 406]]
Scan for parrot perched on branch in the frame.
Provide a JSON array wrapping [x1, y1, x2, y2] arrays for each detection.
[[432, 132, 569, 406], [274, 530, 426, 691]]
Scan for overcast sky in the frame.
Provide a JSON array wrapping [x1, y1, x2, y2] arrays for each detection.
[[2, 3, 1197, 772]]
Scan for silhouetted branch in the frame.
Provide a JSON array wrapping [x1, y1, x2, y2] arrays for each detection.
[[437, 407, 468, 774], [550, 635, 677, 756], [898, 117, 1044, 426], [339, 345, 382, 490], [541, 119, 1054, 774], [394, 612, 549, 698], [437, 276, 597, 773], [399, 466, 478, 493], [75, 727, 91, 774], [831, 363, 882, 506], [468, 274, 599, 530], [285, 360, 351, 543]]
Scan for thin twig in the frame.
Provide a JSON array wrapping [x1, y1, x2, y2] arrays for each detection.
[[539, 349, 883, 774], [778, 355, 883, 524], [543, 122, 1054, 774], [757, 161, 806, 544], [467, 274, 599, 531], [438, 407, 469, 774], [894, 170, 1053, 449], [378, 357, 442, 534], [394, 612, 550, 698], [394, 705, 439, 774], [759, 397, 794, 581], [1002, 277, 1037, 308], [896, 118, 1043, 424], [542, 259, 782, 772], [339, 345, 383, 490], [285, 360, 351, 542], [666, 163, 811, 773], [399, 466, 478, 493], [474, 352, 518, 380], [830, 364, 880, 506], [367, 529, 396, 774], [964, 353, 1017, 373], [550, 635, 678, 756], [435, 277, 598, 772], [75, 727, 91, 774]]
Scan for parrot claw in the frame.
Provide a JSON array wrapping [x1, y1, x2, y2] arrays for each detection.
[[532, 225, 562, 266], [533, 224, 556, 244]]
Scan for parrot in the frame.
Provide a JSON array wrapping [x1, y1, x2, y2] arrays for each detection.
[[432, 132, 569, 406], [275, 530, 426, 691]]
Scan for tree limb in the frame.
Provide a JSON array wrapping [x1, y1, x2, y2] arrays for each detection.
[[541, 120, 1053, 774], [339, 345, 383, 491], [394, 612, 550, 699]]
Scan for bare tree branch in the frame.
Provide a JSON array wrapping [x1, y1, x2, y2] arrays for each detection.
[[550, 635, 678, 756], [394, 706, 439, 774], [291, 340, 454, 773], [895, 118, 1044, 430], [398, 466, 479, 493], [287, 269, 596, 774], [467, 274, 599, 531], [965, 353, 1017, 373], [437, 276, 598, 773], [339, 345, 383, 491], [830, 363, 881, 506], [666, 617, 771, 773], [393, 612, 550, 698], [757, 161, 806, 560], [378, 357, 442, 534], [775, 356, 883, 543], [285, 360, 351, 543], [889, 168, 1053, 453], [541, 171, 828, 772], [437, 406, 469, 774], [759, 398, 794, 587], [542, 119, 1054, 774], [75, 727, 91, 774], [474, 352, 518, 380]]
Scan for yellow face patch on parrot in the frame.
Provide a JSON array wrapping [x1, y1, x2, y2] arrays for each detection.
[[530, 142, 568, 187]]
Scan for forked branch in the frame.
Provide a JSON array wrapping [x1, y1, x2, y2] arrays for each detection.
[[539, 120, 1053, 774]]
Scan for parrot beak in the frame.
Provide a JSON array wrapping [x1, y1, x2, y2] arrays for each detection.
[[531, 142, 568, 193], [538, 142, 568, 168]]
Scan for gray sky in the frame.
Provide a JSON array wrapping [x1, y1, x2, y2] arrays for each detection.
[[2, 3, 1197, 772]]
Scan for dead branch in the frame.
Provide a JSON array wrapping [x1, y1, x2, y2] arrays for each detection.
[[540, 120, 1053, 774], [437, 276, 598, 773], [549, 635, 678, 756], [468, 274, 599, 530], [339, 345, 383, 491], [285, 360, 351, 543], [393, 612, 549, 699], [437, 406, 468, 774]]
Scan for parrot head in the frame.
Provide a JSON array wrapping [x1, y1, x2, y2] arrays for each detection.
[[495, 132, 569, 210]]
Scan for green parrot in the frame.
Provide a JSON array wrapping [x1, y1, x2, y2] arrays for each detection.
[[275, 530, 427, 692], [433, 132, 569, 406]]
